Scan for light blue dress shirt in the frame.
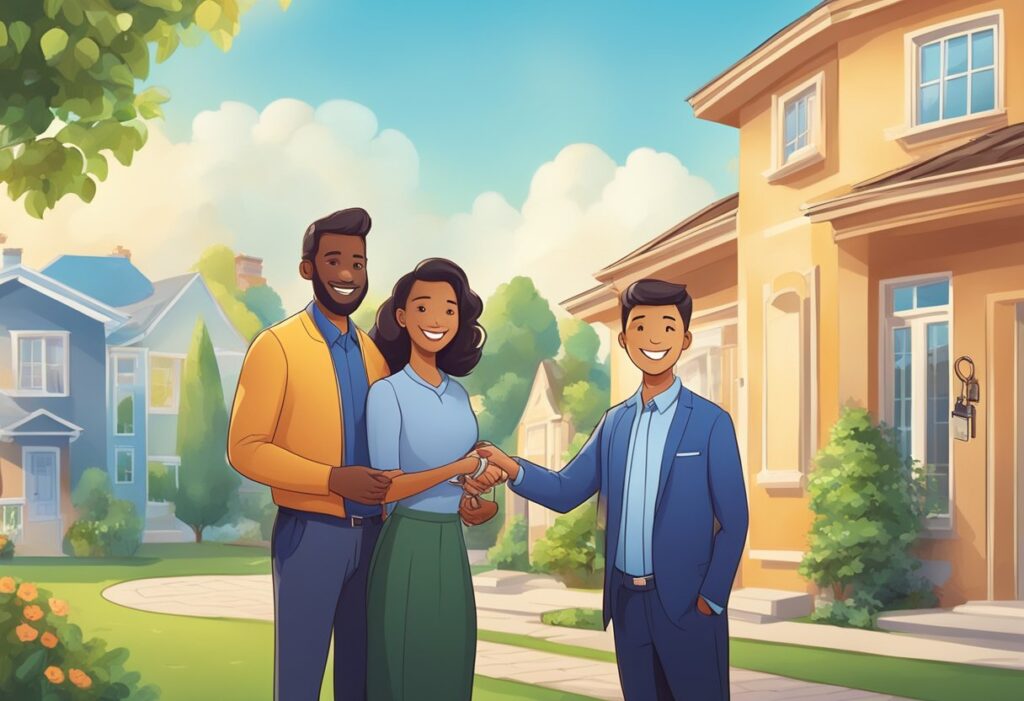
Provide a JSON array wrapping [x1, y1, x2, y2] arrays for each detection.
[[366, 364, 478, 513], [309, 302, 376, 518], [615, 377, 681, 577]]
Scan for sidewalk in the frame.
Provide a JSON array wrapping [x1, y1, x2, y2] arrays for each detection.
[[104, 573, 918, 700], [471, 571, 1024, 671]]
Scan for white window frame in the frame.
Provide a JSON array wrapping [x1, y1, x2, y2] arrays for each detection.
[[0, 502, 24, 539], [149, 353, 184, 414], [765, 72, 825, 183], [9, 331, 70, 397], [115, 446, 135, 485], [894, 11, 1005, 143], [147, 455, 181, 504], [879, 273, 954, 534]]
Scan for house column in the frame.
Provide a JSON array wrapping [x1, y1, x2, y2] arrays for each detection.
[[836, 237, 872, 410]]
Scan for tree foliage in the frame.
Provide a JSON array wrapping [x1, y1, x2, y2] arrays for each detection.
[[557, 317, 610, 449], [193, 244, 279, 340], [174, 318, 239, 542], [465, 277, 561, 447], [531, 499, 605, 588], [799, 407, 936, 627], [0, 0, 289, 218]]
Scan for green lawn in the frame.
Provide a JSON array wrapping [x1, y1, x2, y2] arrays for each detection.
[[540, 607, 605, 631], [3, 545, 592, 701]]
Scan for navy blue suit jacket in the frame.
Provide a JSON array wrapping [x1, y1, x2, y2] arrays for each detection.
[[510, 384, 749, 628]]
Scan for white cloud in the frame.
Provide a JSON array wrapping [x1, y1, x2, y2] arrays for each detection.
[[0, 99, 717, 315]]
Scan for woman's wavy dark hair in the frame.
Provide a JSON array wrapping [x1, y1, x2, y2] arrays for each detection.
[[370, 258, 486, 377]]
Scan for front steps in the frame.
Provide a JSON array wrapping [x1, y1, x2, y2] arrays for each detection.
[[877, 601, 1024, 650]]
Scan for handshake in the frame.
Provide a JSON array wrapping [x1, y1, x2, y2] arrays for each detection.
[[456, 442, 519, 527]]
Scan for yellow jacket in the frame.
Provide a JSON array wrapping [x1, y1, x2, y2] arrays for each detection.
[[227, 307, 390, 518]]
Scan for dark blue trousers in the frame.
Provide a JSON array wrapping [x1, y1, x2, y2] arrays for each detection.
[[272, 508, 382, 701], [610, 570, 730, 701]]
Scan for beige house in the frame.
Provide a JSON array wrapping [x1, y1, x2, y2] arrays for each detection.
[[562, 0, 1024, 614]]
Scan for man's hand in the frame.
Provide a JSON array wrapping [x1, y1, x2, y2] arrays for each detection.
[[474, 445, 519, 481], [461, 464, 507, 497], [696, 596, 714, 616], [329, 466, 392, 504]]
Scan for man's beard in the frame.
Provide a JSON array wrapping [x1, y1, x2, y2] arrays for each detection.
[[312, 273, 369, 318]]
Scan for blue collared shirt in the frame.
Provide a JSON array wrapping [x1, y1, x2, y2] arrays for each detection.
[[309, 302, 376, 517], [366, 365, 478, 513], [615, 377, 682, 577]]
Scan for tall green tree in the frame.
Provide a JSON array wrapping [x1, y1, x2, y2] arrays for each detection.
[[174, 318, 239, 542], [557, 318, 610, 444], [465, 276, 560, 448], [0, 0, 291, 218], [242, 283, 286, 328]]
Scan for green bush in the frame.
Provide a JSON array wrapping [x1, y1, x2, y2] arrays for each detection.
[[532, 499, 604, 588], [0, 533, 14, 559], [63, 468, 143, 558], [147, 462, 178, 503], [463, 483, 506, 550], [799, 407, 937, 628], [0, 575, 159, 700], [487, 516, 529, 571], [540, 607, 604, 631]]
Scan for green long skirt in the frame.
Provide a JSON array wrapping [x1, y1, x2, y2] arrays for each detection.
[[366, 506, 476, 701]]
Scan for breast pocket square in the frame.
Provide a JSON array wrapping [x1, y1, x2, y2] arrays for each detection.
[[676, 451, 701, 457]]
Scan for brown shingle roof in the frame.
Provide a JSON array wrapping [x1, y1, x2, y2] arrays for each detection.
[[854, 123, 1024, 191], [601, 192, 739, 272]]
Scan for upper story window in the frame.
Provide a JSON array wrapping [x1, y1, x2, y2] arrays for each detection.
[[150, 355, 182, 412], [910, 14, 1001, 129], [766, 72, 825, 182], [12, 332, 68, 396]]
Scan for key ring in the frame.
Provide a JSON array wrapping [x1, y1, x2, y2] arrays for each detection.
[[954, 356, 975, 385]]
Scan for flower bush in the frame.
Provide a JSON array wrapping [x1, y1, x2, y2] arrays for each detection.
[[0, 575, 159, 700], [0, 534, 14, 559]]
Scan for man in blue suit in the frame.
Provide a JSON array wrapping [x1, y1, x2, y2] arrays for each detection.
[[476, 279, 748, 700]]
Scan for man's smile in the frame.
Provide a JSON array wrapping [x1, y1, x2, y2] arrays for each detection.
[[420, 327, 448, 341], [330, 282, 359, 296], [641, 348, 669, 361]]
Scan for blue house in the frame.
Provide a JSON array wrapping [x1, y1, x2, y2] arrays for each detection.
[[43, 251, 249, 543], [0, 250, 128, 555], [0, 246, 250, 552]]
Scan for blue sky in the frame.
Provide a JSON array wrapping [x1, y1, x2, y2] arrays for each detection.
[[150, 0, 820, 213]]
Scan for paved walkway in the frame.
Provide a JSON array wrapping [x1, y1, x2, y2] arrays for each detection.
[[104, 574, 916, 700]]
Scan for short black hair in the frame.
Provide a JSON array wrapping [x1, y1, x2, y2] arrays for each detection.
[[620, 279, 692, 331], [302, 208, 371, 260]]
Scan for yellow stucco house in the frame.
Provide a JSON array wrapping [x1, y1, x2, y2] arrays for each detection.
[[562, 0, 1024, 609]]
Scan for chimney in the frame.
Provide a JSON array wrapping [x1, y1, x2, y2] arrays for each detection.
[[235, 254, 266, 292], [112, 245, 131, 260], [2, 248, 22, 270]]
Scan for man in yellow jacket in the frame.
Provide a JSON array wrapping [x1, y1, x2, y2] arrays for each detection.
[[228, 208, 392, 701]]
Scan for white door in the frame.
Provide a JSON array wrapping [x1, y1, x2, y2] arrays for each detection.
[[26, 449, 59, 521]]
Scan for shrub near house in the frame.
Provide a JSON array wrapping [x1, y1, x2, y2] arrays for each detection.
[[63, 469, 142, 558], [0, 576, 158, 700]]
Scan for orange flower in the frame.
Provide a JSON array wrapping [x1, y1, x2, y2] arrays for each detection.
[[24, 604, 44, 621], [17, 582, 37, 602], [48, 598, 69, 617], [69, 669, 92, 689], [16, 623, 38, 642], [41, 632, 59, 649], [0, 534, 8, 547], [44, 666, 65, 685], [0, 576, 15, 593]]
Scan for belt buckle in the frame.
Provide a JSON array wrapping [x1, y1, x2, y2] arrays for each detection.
[[632, 576, 648, 587], [349, 516, 363, 527]]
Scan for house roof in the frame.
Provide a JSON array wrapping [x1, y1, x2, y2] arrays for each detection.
[[0, 265, 129, 329], [538, 359, 565, 400], [106, 273, 199, 346], [852, 123, 1024, 192], [600, 193, 740, 273], [43, 255, 155, 307]]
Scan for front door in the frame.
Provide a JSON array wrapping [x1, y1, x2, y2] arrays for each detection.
[[26, 448, 60, 521]]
